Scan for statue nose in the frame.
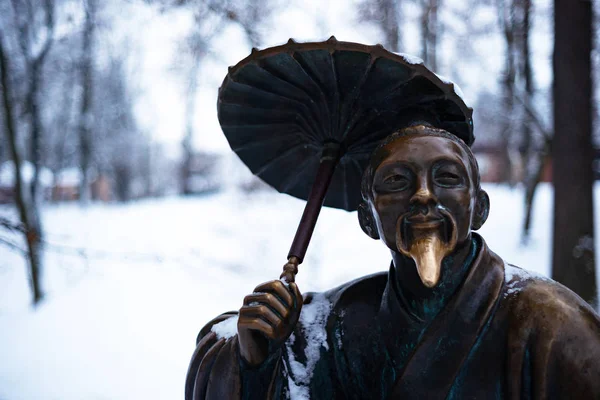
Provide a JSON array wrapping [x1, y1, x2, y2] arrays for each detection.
[[410, 179, 437, 211]]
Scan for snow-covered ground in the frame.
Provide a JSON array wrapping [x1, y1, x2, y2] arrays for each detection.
[[0, 183, 598, 400]]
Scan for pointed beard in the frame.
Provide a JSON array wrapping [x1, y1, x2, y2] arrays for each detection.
[[396, 210, 458, 288]]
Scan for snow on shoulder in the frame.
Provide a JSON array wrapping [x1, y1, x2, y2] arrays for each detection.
[[211, 315, 239, 340], [504, 263, 551, 296], [284, 292, 332, 400]]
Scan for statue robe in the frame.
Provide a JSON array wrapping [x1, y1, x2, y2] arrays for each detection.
[[185, 234, 600, 399]]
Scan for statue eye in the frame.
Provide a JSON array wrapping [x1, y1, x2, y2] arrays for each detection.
[[383, 174, 410, 189], [435, 171, 462, 186]]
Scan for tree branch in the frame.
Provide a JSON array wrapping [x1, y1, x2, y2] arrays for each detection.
[[0, 216, 26, 233], [513, 90, 552, 145], [0, 236, 27, 255], [33, 0, 56, 65]]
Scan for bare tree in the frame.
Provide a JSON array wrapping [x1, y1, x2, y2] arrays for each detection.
[[43, 36, 80, 197], [358, 0, 402, 52], [519, 97, 552, 243], [496, 0, 519, 184], [0, 0, 55, 305], [9, 0, 56, 203], [420, 0, 439, 70], [515, 0, 546, 242], [93, 56, 140, 201], [552, 0, 596, 306], [78, 0, 96, 204], [164, 0, 277, 193], [0, 32, 45, 305]]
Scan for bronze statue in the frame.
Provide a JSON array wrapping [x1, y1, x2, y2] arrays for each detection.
[[186, 40, 600, 399]]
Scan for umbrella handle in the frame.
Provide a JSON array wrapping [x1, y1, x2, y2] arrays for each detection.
[[280, 256, 300, 283], [282, 143, 341, 283]]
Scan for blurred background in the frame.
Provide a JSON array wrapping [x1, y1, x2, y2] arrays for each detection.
[[0, 0, 598, 398]]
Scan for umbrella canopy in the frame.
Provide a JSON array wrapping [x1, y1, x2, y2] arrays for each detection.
[[218, 37, 473, 212]]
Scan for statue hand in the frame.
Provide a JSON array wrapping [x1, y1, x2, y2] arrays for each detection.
[[238, 279, 303, 367]]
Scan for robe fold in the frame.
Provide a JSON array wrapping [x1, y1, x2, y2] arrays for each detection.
[[186, 234, 600, 399]]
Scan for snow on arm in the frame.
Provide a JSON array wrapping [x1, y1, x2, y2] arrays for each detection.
[[211, 315, 239, 339]]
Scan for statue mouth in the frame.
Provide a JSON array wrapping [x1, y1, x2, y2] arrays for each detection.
[[401, 212, 454, 247], [405, 218, 444, 230], [396, 208, 458, 288]]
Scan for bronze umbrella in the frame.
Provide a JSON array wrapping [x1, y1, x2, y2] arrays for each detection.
[[217, 37, 473, 282]]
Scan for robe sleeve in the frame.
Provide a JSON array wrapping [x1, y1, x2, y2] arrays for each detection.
[[185, 312, 284, 400], [506, 280, 600, 399]]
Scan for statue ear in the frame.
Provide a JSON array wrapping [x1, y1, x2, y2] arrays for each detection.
[[358, 200, 380, 240], [472, 190, 490, 231]]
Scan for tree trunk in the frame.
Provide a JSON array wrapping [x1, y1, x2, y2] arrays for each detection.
[[28, 61, 44, 203], [0, 33, 44, 306], [498, 0, 516, 184], [522, 143, 548, 243], [79, 0, 95, 204], [181, 51, 201, 195], [420, 0, 439, 70], [381, 0, 401, 52], [552, 0, 596, 306], [520, 0, 538, 241]]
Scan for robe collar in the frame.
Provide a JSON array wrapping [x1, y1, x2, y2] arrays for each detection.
[[377, 233, 505, 398]]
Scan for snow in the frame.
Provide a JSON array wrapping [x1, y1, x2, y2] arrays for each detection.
[[504, 263, 551, 296], [434, 72, 466, 101], [211, 315, 239, 339], [284, 293, 332, 399], [0, 183, 599, 399], [395, 52, 424, 65]]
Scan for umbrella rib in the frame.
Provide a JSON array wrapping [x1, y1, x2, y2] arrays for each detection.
[[279, 152, 315, 193], [255, 62, 326, 138], [347, 91, 452, 150], [365, 78, 413, 107], [341, 108, 376, 145], [338, 55, 377, 142], [219, 101, 321, 144], [380, 91, 443, 109], [254, 142, 312, 177], [350, 128, 390, 150], [229, 130, 305, 152], [291, 52, 333, 139], [330, 51, 341, 140], [222, 82, 323, 142], [344, 111, 387, 148]]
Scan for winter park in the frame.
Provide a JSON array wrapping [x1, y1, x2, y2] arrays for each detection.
[[1, 0, 600, 399]]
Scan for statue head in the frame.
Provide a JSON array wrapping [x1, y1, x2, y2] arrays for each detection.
[[358, 124, 490, 287]]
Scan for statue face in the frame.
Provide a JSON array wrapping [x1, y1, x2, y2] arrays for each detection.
[[369, 135, 478, 258]]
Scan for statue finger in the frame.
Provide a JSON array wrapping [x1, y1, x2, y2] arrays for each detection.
[[289, 282, 304, 311], [240, 303, 283, 328], [237, 315, 275, 337], [254, 280, 294, 309], [243, 292, 290, 319]]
